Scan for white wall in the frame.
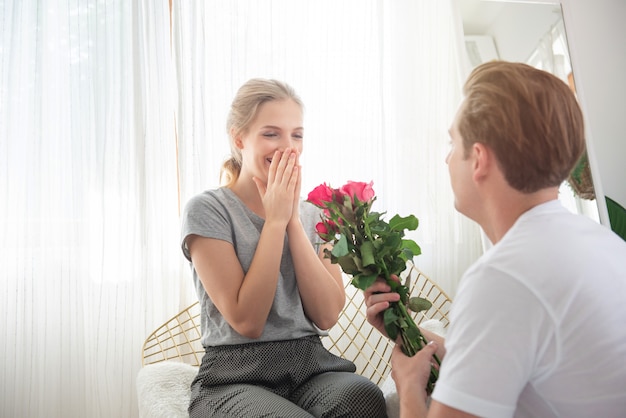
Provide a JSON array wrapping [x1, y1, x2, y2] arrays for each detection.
[[561, 0, 626, 227], [489, 3, 561, 63]]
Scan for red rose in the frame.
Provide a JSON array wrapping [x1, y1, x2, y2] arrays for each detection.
[[340, 181, 375, 203], [315, 221, 340, 239], [333, 188, 347, 205], [315, 222, 329, 235], [307, 183, 334, 207]]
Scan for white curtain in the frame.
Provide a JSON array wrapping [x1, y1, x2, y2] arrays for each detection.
[[0, 1, 183, 417], [172, 0, 483, 300], [1, 0, 483, 417]]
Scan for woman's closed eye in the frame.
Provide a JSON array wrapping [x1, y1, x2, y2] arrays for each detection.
[[261, 131, 303, 140]]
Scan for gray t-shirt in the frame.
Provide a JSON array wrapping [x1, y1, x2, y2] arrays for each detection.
[[180, 187, 325, 346]]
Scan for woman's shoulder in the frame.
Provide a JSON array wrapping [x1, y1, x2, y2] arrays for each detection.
[[188, 187, 231, 204], [183, 188, 230, 214]]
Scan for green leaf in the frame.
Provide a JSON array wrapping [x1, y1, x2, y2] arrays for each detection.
[[331, 234, 349, 257], [389, 214, 419, 232], [337, 255, 359, 275], [384, 307, 399, 325], [322, 247, 334, 261], [366, 212, 384, 228], [389, 258, 408, 276], [351, 273, 379, 291], [405, 325, 421, 341], [360, 240, 376, 267], [402, 239, 421, 257], [397, 286, 409, 303], [383, 234, 401, 251], [606, 196, 626, 241], [408, 297, 432, 313], [399, 248, 413, 262], [383, 309, 399, 340], [355, 203, 367, 219]]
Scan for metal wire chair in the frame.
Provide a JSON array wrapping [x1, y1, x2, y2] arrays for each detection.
[[141, 262, 452, 386]]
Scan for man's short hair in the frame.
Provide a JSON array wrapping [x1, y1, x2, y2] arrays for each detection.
[[459, 61, 585, 193]]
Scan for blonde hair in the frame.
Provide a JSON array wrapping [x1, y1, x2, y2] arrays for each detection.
[[459, 61, 585, 193], [220, 78, 303, 187]]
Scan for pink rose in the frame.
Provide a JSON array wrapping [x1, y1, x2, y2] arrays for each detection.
[[340, 181, 375, 203], [307, 183, 334, 207]]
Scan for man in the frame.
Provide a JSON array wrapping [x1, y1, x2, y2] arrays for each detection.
[[365, 61, 626, 418]]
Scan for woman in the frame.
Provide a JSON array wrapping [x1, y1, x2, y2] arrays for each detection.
[[181, 78, 387, 418]]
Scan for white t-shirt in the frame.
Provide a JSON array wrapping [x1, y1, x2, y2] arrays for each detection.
[[432, 200, 626, 417]]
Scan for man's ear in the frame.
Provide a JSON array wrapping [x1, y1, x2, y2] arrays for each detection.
[[472, 142, 492, 182]]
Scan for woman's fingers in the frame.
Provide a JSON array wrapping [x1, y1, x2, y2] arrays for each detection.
[[272, 149, 297, 185], [266, 150, 281, 185], [261, 149, 300, 223]]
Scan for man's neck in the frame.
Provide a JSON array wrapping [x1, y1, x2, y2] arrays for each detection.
[[481, 187, 558, 244]]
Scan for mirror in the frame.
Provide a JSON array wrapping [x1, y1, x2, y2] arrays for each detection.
[[458, 0, 599, 222]]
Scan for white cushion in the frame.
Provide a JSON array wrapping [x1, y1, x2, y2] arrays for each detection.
[[136, 362, 198, 418]]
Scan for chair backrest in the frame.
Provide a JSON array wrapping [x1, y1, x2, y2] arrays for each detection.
[[141, 262, 452, 385], [142, 302, 203, 367]]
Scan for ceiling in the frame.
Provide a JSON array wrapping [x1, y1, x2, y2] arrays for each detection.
[[459, 0, 561, 36], [459, 0, 508, 35]]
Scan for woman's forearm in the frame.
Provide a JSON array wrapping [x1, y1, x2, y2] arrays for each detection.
[[287, 220, 345, 329]]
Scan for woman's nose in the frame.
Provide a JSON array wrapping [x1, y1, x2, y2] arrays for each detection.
[[279, 137, 296, 150]]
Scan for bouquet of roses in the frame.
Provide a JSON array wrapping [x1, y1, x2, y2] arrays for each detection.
[[307, 180, 439, 394]]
